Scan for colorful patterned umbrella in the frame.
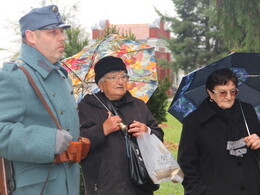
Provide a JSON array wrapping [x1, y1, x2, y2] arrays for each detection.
[[168, 52, 260, 123], [61, 34, 158, 103]]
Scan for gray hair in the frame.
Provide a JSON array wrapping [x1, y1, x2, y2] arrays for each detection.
[[97, 70, 126, 85]]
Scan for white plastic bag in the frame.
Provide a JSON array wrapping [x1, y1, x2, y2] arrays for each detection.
[[137, 132, 184, 184]]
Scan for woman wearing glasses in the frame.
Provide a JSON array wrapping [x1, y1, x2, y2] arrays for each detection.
[[78, 56, 164, 195], [178, 68, 260, 195]]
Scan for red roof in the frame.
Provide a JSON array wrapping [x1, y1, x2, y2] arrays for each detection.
[[114, 24, 150, 40]]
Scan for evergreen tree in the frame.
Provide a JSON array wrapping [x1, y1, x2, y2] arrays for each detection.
[[99, 25, 136, 41], [61, 3, 89, 59], [159, 0, 229, 73], [64, 27, 89, 58], [215, 0, 260, 52], [147, 78, 171, 124]]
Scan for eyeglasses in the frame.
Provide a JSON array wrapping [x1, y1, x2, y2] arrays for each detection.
[[212, 88, 239, 97], [105, 74, 129, 82]]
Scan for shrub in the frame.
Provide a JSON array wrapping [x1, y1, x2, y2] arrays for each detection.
[[147, 78, 171, 124]]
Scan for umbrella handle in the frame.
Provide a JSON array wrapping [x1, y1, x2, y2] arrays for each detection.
[[92, 92, 128, 131], [119, 123, 127, 131], [239, 101, 251, 136]]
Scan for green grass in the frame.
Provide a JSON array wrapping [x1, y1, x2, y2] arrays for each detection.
[[155, 104, 184, 195]]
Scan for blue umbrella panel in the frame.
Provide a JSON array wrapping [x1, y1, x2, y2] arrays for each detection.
[[168, 52, 260, 123]]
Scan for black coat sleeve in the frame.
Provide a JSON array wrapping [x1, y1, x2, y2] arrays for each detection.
[[178, 112, 207, 195], [78, 100, 107, 151], [242, 102, 260, 162]]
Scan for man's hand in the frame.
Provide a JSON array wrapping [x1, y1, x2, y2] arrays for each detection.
[[55, 129, 73, 154]]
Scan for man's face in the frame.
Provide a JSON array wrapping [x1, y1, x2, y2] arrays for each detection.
[[29, 28, 66, 64]]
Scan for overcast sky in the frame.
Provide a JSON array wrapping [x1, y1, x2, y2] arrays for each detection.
[[0, 0, 176, 64]]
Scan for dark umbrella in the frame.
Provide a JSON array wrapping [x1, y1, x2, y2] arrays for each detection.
[[168, 52, 260, 123]]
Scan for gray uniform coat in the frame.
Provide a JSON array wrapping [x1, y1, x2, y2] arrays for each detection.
[[0, 43, 80, 195]]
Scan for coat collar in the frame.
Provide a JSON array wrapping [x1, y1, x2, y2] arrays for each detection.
[[17, 43, 68, 79], [83, 91, 135, 109], [197, 97, 241, 124], [197, 98, 216, 123]]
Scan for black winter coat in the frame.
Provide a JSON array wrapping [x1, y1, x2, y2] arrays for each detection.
[[178, 98, 260, 195], [78, 91, 164, 195]]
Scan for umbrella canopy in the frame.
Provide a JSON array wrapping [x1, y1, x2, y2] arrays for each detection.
[[61, 34, 158, 103], [168, 52, 260, 123]]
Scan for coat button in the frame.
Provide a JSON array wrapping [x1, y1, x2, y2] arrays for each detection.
[[52, 93, 56, 97], [60, 110, 64, 115], [237, 161, 242, 166]]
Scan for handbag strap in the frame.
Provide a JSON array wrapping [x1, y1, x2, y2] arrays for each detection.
[[18, 66, 62, 130]]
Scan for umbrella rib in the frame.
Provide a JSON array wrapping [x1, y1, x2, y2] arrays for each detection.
[[128, 79, 157, 84], [62, 63, 84, 84], [91, 93, 111, 113], [83, 35, 112, 81], [118, 47, 154, 55], [239, 74, 260, 77]]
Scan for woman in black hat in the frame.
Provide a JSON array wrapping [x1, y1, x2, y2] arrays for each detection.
[[78, 56, 164, 195]]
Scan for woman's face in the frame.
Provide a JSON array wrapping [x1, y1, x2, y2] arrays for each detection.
[[98, 71, 129, 100], [207, 81, 238, 109]]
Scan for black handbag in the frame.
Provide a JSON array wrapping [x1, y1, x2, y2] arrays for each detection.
[[125, 133, 160, 192]]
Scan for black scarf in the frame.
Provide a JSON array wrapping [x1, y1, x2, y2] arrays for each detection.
[[209, 99, 247, 157]]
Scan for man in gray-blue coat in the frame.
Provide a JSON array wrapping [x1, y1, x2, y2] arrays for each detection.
[[0, 5, 80, 195]]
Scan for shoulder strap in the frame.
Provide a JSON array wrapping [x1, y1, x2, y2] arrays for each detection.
[[18, 65, 62, 130], [2, 62, 17, 72], [18, 65, 60, 195]]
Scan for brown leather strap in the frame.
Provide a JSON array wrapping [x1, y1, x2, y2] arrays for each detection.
[[0, 158, 8, 195], [18, 65, 60, 195], [18, 66, 62, 130]]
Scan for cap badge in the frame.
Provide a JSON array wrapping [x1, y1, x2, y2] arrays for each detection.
[[52, 6, 58, 12]]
